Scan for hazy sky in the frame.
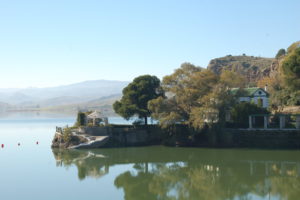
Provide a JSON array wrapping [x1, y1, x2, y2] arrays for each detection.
[[0, 0, 299, 88]]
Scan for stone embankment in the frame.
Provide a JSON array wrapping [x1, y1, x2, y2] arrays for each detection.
[[220, 129, 300, 148], [52, 125, 300, 149], [52, 125, 164, 149]]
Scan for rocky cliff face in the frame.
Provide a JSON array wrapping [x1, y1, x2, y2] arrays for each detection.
[[207, 55, 276, 83], [267, 59, 280, 79]]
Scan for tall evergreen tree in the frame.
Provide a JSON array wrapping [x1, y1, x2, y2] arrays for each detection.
[[281, 47, 300, 90], [113, 75, 163, 125]]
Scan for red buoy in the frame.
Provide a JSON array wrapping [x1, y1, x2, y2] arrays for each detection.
[[36, 141, 39, 145], [1, 144, 4, 148]]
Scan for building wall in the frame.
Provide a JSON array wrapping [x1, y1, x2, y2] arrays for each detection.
[[253, 89, 267, 97], [78, 127, 110, 136], [252, 96, 269, 108], [239, 97, 251, 102], [238, 89, 269, 108]]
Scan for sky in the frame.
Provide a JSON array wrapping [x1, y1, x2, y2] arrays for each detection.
[[0, 0, 299, 88]]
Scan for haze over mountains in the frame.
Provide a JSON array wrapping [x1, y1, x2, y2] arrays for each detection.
[[0, 80, 129, 113]]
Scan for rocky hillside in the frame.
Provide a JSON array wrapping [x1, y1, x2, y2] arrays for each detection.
[[207, 55, 277, 83]]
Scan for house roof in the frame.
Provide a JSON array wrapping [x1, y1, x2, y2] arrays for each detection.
[[87, 110, 105, 119], [230, 87, 269, 97]]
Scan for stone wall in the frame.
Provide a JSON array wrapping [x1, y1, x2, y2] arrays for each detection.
[[55, 125, 300, 149], [222, 129, 300, 149], [78, 127, 110, 136], [77, 125, 164, 147]]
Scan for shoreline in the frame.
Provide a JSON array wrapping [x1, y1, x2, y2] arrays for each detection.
[[51, 124, 300, 150]]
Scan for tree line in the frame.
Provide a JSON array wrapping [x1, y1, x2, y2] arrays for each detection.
[[259, 41, 300, 109]]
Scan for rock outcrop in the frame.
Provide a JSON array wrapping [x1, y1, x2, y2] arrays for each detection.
[[51, 132, 88, 149], [70, 136, 110, 149], [51, 131, 111, 149], [207, 55, 275, 83]]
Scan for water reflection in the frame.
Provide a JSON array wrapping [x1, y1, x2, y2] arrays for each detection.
[[53, 149, 109, 180], [52, 147, 300, 200]]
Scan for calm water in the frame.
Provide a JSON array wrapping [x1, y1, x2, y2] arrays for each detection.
[[1, 112, 300, 200]]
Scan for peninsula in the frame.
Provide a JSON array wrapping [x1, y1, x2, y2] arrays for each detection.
[[52, 41, 300, 149]]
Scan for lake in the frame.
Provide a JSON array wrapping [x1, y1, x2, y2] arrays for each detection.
[[1, 112, 300, 200]]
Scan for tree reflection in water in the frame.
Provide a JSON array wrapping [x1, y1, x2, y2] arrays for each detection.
[[53, 149, 109, 180], [52, 147, 300, 200]]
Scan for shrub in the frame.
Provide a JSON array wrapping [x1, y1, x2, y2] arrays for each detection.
[[275, 48, 286, 59], [63, 127, 72, 143]]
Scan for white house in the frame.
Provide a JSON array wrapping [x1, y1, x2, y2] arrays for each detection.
[[230, 87, 269, 108]]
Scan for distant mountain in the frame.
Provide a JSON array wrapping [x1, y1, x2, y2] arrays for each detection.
[[41, 94, 121, 116], [36, 96, 88, 107], [0, 80, 128, 100], [207, 55, 275, 83], [0, 102, 10, 112], [0, 80, 128, 114], [2, 92, 36, 104]]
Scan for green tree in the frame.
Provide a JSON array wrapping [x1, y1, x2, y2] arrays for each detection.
[[75, 112, 86, 126], [220, 70, 246, 88], [149, 63, 236, 129], [113, 75, 163, 125], [189, 83, 236, 129], [281, 47, 300, 91], [148, 64, 217, 129], [287, 41, 300, 54], [269, 42, 300, 108], [275, 48, 286, 59]]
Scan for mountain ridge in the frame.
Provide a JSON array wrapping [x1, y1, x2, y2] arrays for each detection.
[[0, 80, 129, 113]]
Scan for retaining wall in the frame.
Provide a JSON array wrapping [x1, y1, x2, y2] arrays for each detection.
[[75, 126, 300, 149], [222, 129, 300, 149], [78, 125, 164, 147]]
